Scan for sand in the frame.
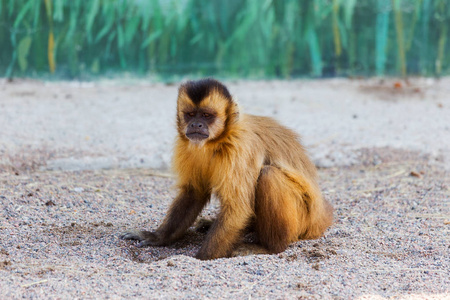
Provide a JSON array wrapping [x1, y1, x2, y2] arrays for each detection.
[[0, 77, 448, 299]]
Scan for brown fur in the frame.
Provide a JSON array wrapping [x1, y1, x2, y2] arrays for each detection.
[[121, 79, 333, 260]]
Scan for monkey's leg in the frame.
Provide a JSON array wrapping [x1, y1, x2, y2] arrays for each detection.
[[121, 186, 210, 247], [279, 168, 333, 240], [195, 204, 253, 260], [254, 166, 300, 254]]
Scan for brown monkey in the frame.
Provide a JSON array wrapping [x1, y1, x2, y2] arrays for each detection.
[[121, 79, 333, 260]]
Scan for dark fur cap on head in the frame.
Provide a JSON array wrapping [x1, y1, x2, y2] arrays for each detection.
[[180, 78, 233, 104]]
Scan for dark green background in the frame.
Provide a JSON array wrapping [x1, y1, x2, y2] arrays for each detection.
[[1, 0, 449, 80]]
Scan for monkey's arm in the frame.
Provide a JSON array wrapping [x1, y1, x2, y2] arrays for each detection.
[[120, 186, 210, 247], [195, 190, 254, 260]]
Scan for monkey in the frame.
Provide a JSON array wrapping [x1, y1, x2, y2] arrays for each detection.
[[120, 78, 333, 260]]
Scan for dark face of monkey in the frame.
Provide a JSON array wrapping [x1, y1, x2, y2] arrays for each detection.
[[183, 109, 215, 141]]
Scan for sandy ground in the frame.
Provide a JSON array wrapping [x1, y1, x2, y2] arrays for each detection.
[[1, 77, 449, 171], [0, 78, 449, 299]]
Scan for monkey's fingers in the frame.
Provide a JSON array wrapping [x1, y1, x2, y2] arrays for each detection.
[[120, 230, 165, 247], [120, 232, 139, 240], [136, 239, 156, 248], [120, 230, 155, 241]]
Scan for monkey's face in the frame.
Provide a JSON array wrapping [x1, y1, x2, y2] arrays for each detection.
[[183, 109, 215, 142], [177, 79, 238, 145], [178, 102, 226, 145]]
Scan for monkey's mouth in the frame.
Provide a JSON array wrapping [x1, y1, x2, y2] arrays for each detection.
[[186, 132, 209, 141]]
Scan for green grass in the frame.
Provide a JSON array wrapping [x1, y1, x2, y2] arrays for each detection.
[[0, 0, 449, 79]]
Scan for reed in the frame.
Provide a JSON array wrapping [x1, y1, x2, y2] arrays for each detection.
[[0, 0, 448, 79], [392, 0, 406, 76]]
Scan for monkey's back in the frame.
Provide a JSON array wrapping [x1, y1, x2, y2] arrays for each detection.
[[244, 114, 318, 180]]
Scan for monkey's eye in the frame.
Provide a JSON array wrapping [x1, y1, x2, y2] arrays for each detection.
[[185, 112, 195, 118], [203, 113, 211, 118]]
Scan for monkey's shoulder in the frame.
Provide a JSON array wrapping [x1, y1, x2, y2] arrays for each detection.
[[243, 114, 300, 142], [243, 114, 315, 173]]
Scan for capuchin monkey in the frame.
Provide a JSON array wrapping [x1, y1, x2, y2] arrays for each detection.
[[121, 78, 333, 260]]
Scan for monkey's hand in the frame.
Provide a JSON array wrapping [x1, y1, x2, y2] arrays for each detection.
[[194, 218, 214, 234], [119, 230, 165, 247]]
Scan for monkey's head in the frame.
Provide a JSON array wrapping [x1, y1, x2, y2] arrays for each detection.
[[177, 79, 239, 145]]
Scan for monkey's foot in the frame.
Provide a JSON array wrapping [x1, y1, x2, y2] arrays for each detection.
[[231, 243, 269, 257], [119, 230, 160, 247]]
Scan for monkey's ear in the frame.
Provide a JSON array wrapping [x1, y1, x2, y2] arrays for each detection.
[[229, 102, 240, 124]]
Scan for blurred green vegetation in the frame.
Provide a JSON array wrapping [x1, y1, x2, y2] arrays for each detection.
[[0, 0, 449, 79]]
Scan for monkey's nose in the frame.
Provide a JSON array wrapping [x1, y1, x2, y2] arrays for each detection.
[[190, 122, 203, 128]]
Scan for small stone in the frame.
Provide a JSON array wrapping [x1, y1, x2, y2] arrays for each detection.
[[73, 187, 84, 193], [410, 171, 421, 178]]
